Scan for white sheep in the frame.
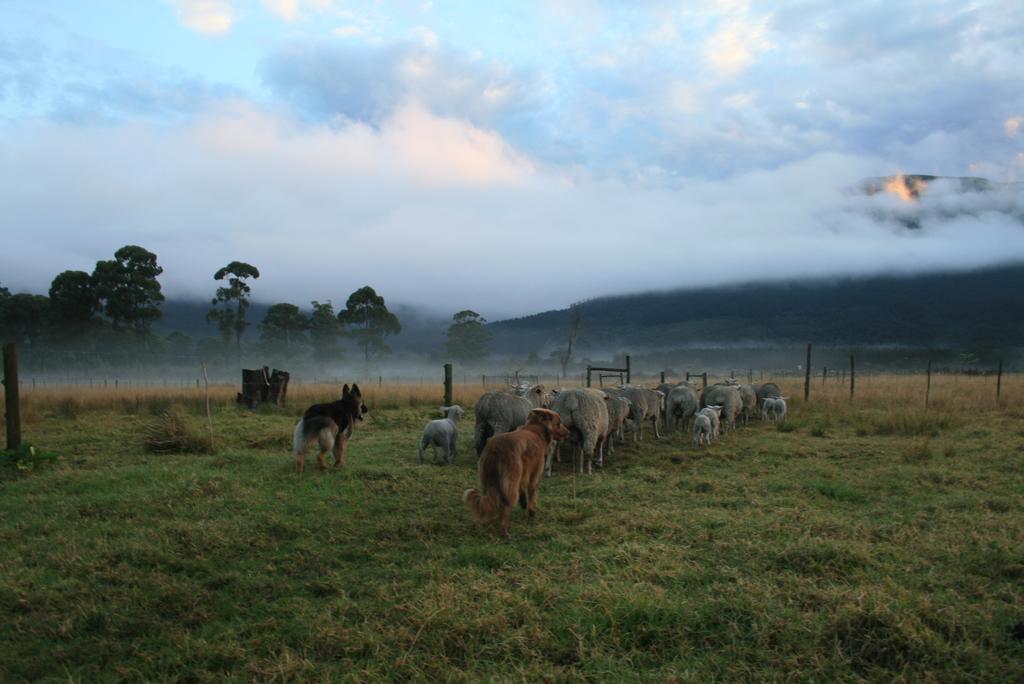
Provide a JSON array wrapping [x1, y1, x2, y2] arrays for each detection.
[[419, 405, 464, 465], [761, 397, 788, 422], [698, 405, 722, 441], [692, 413, 712, 447]]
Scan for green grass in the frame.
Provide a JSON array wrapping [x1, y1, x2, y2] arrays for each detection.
[[1, 400, 1022, 681]]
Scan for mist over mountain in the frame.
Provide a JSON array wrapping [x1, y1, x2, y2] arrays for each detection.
[[487, 264, 1024, 357]]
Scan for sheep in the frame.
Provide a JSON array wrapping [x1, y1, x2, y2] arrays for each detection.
[[692, 413, 713, 447], [473, 384, 548, 457], [737, 384, 758, 424], [756, 382, 782, 415], [621, 385, 663, 441], [665, 384, 700, 434], [547, 388, 609, 475], [419, 405, 464, 464], [698, 405, 722, 441], [602, 394, 631, 453], [763, 396, 788, 422], [701, 384, 743, 434], [700, 403, 724, 440]]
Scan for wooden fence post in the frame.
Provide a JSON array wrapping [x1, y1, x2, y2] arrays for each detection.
[[660, 371, 665, 384], [996, 359, 1003, 403], [925, 360, 932, 408], [804, 343, 812, 402], [3, 344, 21, 451], [849, 355, 855, 401], [202, 363, 214, 451], [625, 356, 631, 384], [443, 363, 453, 407], [822, 366, 827, 387]]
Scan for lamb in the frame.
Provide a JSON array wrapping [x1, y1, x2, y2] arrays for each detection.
[[547, 388, 609, 475], [665, 384, 700, 434], [621, 385, 663, 441], [763, 396, 788, 422], [473, 385, 548, 457], [698, 405, 722, 441], [418, 405, 464, 465], [701, 384, 743, 434], [692, 413, 713, 447]]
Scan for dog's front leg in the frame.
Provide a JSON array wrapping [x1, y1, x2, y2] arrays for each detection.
[[334, 434, 349, 467]]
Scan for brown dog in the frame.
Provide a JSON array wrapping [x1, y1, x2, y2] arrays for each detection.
[[463, 408, 570, 537], [292, 383, 368, 475]]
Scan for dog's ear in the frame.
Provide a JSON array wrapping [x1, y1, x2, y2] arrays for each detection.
[[352, 383, 360, 395], [342, 383, 350, 397]]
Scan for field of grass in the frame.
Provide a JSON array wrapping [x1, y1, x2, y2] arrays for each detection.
[[1, 376, 1022, 681]]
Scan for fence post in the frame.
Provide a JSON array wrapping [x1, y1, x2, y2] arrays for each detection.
[[660, 371, 665, 384], [443, 363, 453, 406], [625, 356, 631, 384], [925, 360, 932, 408], [804, 343, 812, 402], [849, 355, 855, 401], [3, 344, 21, 451], [996, 359, 1003, 403], [702, 373, 707, 390], [822, 366, 827, 387], [586, 366, 592, 388]]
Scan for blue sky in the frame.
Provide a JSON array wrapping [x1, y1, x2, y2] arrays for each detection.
[[1, 1, 1023, 317]]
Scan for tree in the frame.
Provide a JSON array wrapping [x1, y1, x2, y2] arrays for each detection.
[[92, 245, 164, 334], [337, 286, 401, 365], [445, 310, 492, 362], [308, 300, 343, 363], [207, 261, 260, 363], [2, 293, 50, 345], [48, 270, 98, 341], [558, 303, 584, 379], [260, 303, 308, 358]]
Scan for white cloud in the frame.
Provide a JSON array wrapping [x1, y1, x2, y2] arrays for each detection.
[[1006, 115, 1023, 138], [167, 0, 234, 35], [2, 102, 1021, 318], [702, 15, 772, 77]]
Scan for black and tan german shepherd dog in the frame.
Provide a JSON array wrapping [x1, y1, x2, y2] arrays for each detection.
[[292, 383, 368, 475]]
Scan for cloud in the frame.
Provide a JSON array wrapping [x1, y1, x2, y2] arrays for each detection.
[[1007, 115, 1023, 138], [702, 15, 772, 77], [167, 0, 234, 35], [1, 101, 1021, 320]]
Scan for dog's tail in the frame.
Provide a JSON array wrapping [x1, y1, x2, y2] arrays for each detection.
[[463, 487, 502, 525], [292, 419, 306, 454]]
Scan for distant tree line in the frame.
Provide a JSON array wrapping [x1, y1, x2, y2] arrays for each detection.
[[0, 245, 498, 370]]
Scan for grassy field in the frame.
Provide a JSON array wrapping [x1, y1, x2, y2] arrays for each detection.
[[0, 376, 1022, 681]]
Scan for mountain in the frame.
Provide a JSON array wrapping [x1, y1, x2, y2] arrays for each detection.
[[487, 264, 1024, 354]]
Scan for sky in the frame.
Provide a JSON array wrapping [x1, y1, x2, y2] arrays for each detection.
[[1, 0, 1023, 319]]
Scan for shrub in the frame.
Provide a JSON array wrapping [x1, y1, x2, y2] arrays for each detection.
[[143, 410, 212, 454]]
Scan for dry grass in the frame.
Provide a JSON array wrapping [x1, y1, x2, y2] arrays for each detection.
[[4, 372, 1016, 425]]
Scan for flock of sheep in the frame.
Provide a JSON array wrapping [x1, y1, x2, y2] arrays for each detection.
[[419, 379, 788, 474]]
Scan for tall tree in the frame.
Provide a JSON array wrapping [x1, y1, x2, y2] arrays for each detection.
[[48, 270, 98, 341], [2, 293, 50, 346], [207, 261, 260, 363], [446, 310, 492, 362], [308, 300, 343, 363], [558, 303, 584, 379], [92, 245, 164, 334], [337, 286, 401, 365], [259, 303, 308, 358]]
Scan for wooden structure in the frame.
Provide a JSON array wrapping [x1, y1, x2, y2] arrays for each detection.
[[3, 344, 20, 450], [685, 372, 708, 389], [586, 355, 630, 388], [237, 366, 290, 407]]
